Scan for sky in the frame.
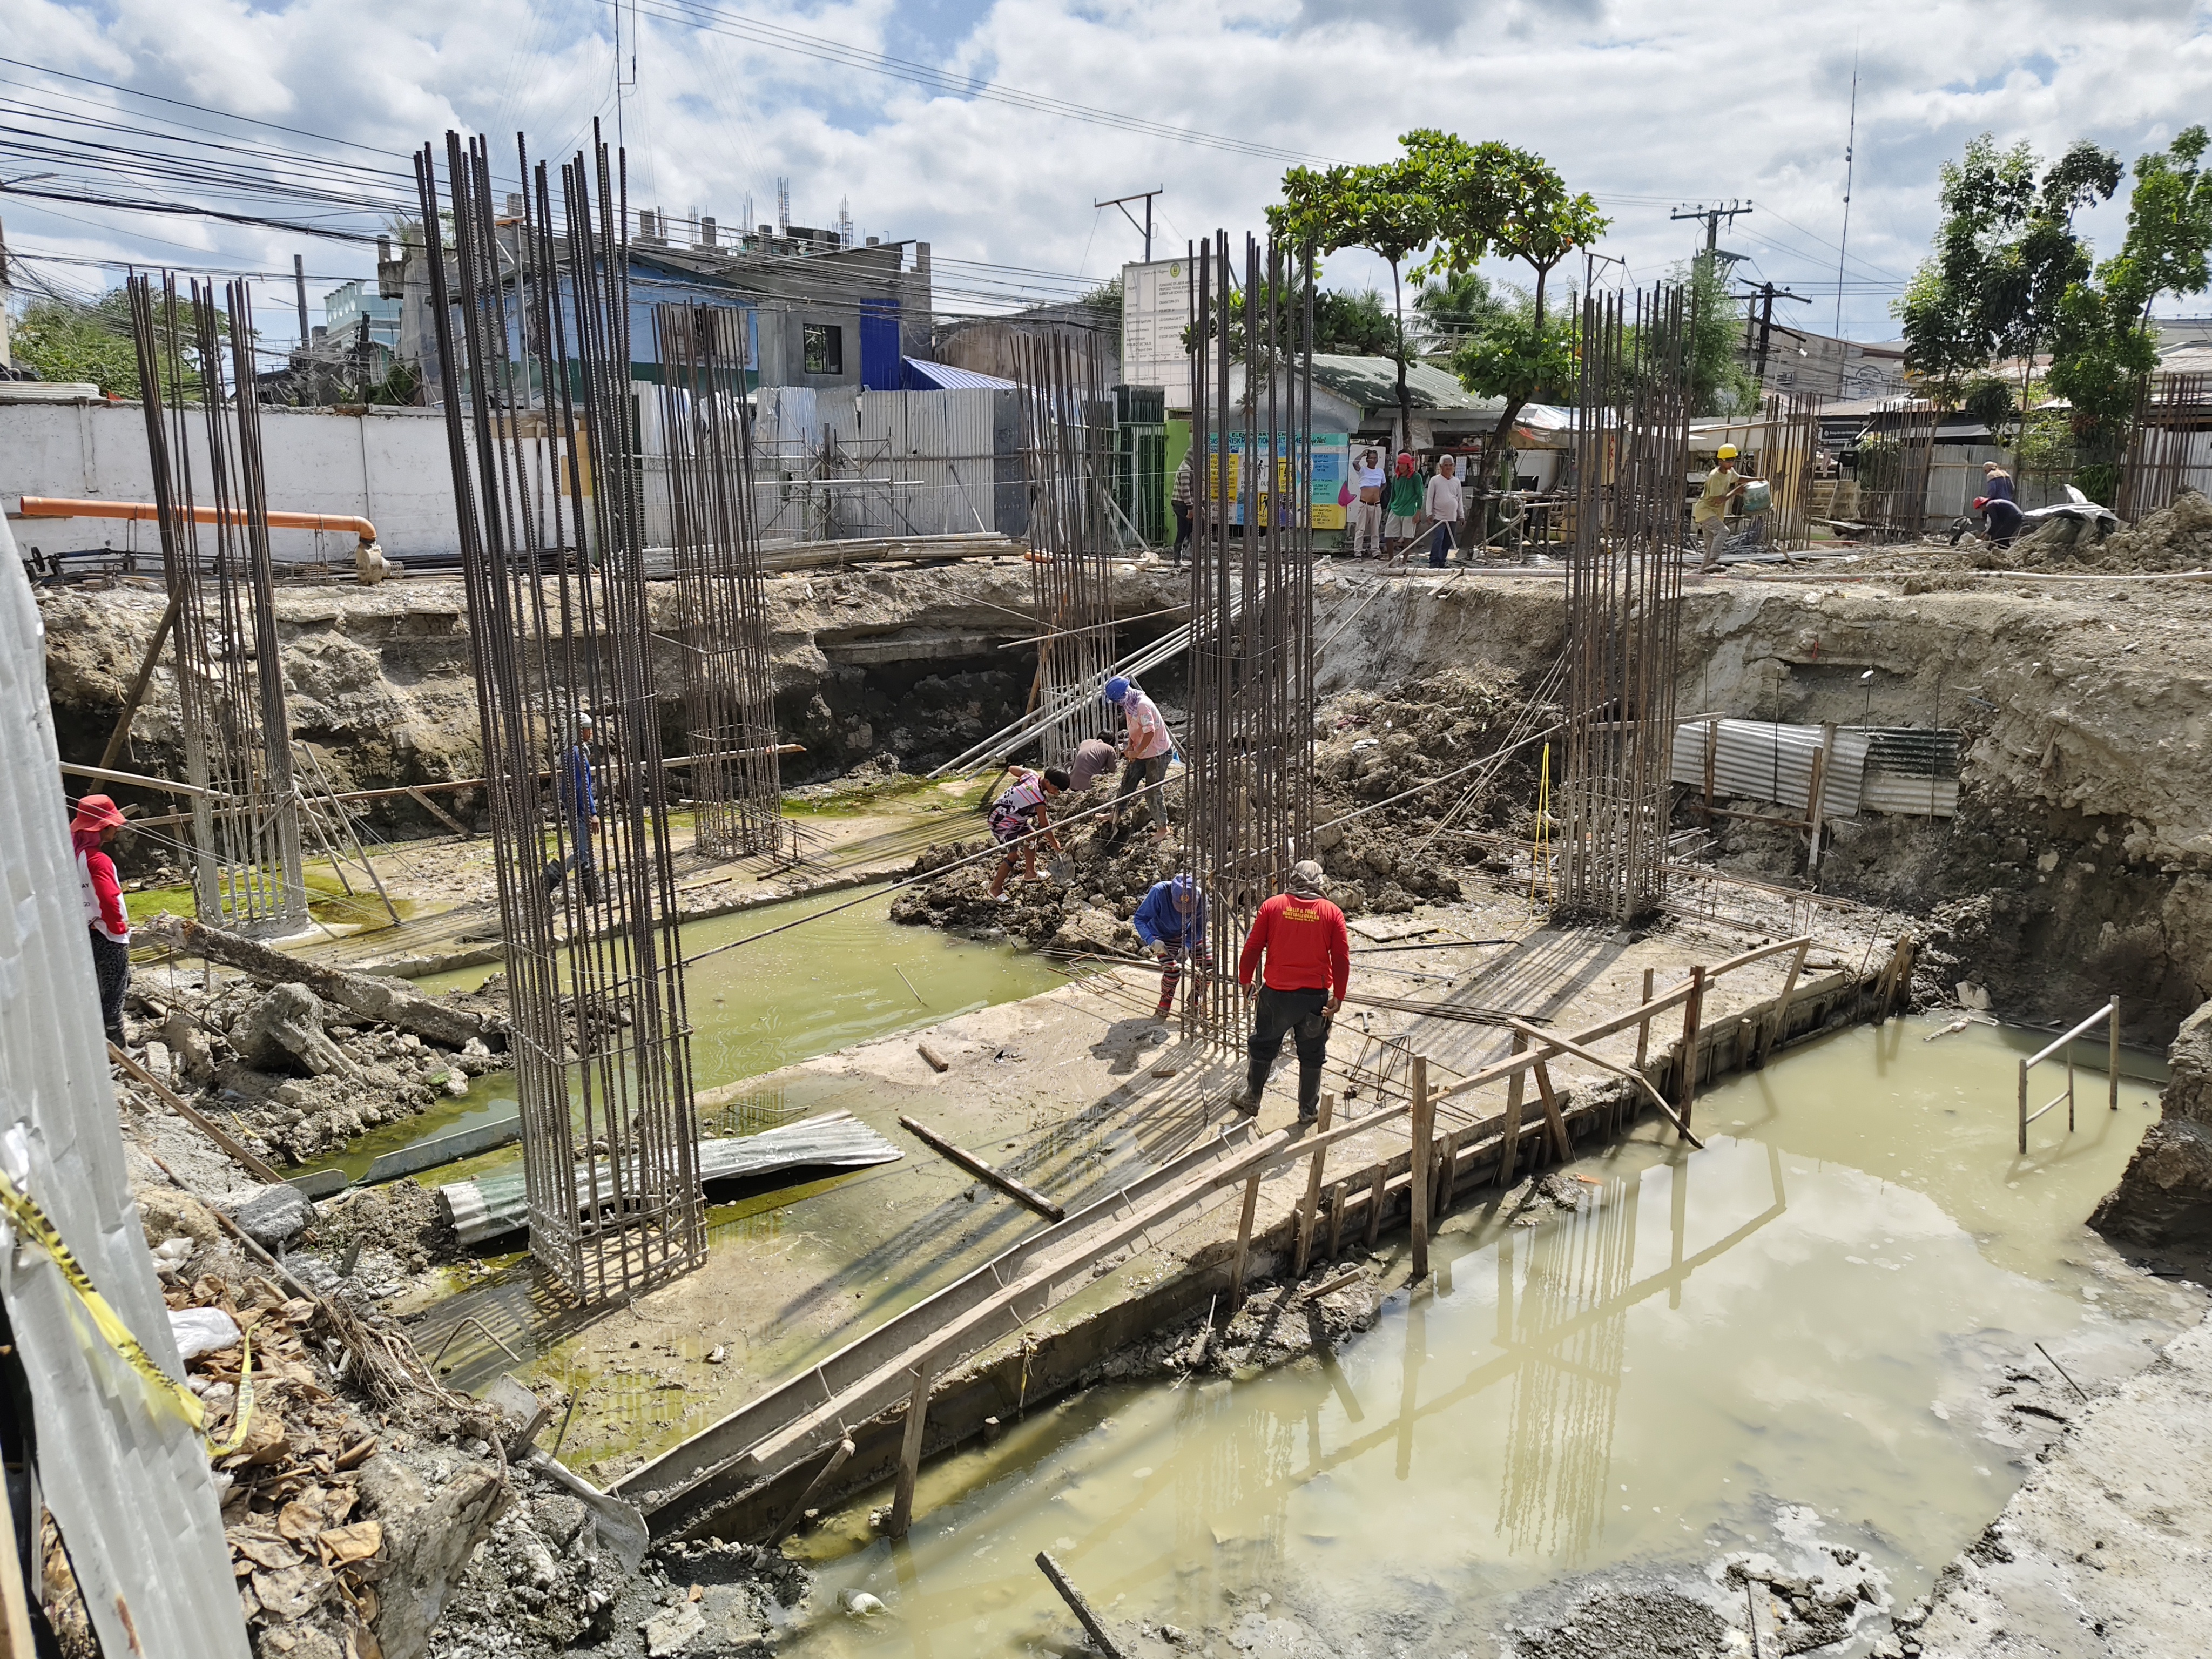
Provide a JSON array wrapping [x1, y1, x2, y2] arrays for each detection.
[[5, 0, 2212, 355]]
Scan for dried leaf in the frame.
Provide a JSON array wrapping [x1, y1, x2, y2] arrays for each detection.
[[230, 1533, 302, 1573], [220, 1413, 290, 1469], [252, 1561, 332, 1624], [316, 1521, 383, 1568]]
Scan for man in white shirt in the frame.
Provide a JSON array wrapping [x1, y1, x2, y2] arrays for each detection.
[[1350, 449, 1384, 558], [1422, 455, 1464, 567], [1105, 676, 1174, 837]]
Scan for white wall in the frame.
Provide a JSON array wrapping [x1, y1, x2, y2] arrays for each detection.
[[0, 395, 466, 562]]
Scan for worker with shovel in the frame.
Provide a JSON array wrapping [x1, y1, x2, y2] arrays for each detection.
[[985, 766, 1070, 897], [1132, 873, 1211, 1020], [1233, 860, 1351, 1124]]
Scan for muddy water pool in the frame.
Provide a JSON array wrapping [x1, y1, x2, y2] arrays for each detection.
[[783, 1016, 2196, 1655], [305, 887, 1067, 1184]]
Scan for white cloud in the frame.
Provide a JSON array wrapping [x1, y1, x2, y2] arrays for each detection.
[[4, 0, 2211, 343]]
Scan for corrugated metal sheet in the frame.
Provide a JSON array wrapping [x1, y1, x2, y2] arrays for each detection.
[[1670, 719, 1960, 820], [750, 386, 1002, 541], [438, 1111, 902, 1246], [0, 520, 248, 1659], [1670, 719, 1869, 819], [904, 358, 1016, 392]]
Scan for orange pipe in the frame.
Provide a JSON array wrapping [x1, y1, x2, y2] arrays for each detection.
[[17, 496, 377, 545]]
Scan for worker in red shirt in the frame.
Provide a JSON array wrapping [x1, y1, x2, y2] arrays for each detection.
[[1233, 859, 1350, 1123], [72, 794, 132, 1044]]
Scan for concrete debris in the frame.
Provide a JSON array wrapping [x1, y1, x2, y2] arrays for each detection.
[[220, 1184, 314, 1250], [237, 984, 360, 1079]]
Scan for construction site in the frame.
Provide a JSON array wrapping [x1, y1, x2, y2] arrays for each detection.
[[14, 65, 2212, 1659]]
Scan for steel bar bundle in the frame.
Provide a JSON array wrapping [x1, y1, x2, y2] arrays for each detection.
[[655, 301, 783, 857], [1184, 232, 1316, 1037], [2115, 372, 2212, 521], [1013, 331, 1117, 766], [415, 128, 703, 1303], [1859, 399, 1939, 541], [1757, 392, 1824, 550], [126, 273, 308, 935], [1558, 286, 1690, 925]]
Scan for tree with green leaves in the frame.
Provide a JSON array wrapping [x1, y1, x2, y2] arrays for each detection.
[[1897, 132, 2123, 409], [11, 287, 231, 401], [1270, 154, 1440, 447], [1313, 289, 1400, 356], [1403, 130, 1607, 460], [2046, 125, 2212, 499]]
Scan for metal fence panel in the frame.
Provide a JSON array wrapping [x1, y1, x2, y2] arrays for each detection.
[[0, 514, 248, 1659]]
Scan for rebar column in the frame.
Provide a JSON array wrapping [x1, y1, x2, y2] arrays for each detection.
[[127, 273, 308, 936], [1014, 331, 1117, 766], [1184, 232, 1316, 1040], [416, 127, 704, 1303], [1559, 285, 1690, 925], [656, 301, 783, 857]]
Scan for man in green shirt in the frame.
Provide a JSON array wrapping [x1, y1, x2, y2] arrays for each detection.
[[1694, 444, 1747, 571]]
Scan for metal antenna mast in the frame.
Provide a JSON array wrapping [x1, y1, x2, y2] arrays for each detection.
[[1834, 50, 1860, 383]]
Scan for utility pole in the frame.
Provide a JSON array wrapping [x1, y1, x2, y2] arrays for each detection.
[[1671, 200, 1755, 261], [1736, 280, 1812, 383], [1097, 187, 1166, 262], [293, 254, 312, 360]]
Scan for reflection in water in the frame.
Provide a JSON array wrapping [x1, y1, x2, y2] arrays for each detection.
[[783, 1020, 2182, 1659]]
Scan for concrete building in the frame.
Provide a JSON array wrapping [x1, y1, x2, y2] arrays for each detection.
[[323, 279, 401, 353]]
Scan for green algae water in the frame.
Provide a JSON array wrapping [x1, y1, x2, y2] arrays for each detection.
[[781, 1016, 2192, 1655], [305, 888, 1064, 1182]]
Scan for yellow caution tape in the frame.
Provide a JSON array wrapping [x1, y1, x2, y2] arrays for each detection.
[[0, 1169, 254, 1455]]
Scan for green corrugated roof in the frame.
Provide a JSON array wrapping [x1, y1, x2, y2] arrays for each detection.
[[1310, 353, 1502, 413]]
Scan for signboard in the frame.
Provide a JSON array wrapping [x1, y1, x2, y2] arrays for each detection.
[[1203, 432, 1348, 530], [1121, 258, 1191, 409]]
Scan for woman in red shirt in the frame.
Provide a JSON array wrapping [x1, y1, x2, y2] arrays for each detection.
[[73, 794, 132, 1043]]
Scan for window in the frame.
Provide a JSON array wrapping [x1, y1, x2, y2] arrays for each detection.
[[803, 322, 843, 375]]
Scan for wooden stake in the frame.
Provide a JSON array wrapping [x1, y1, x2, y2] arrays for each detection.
[[1755, 940, 1810, 1067], [1438, 1128, 1463, 1217], [1496, 1030, 1528, 1190], [1531, 1058, 1572, 1163], [1035, 1552, 1129, 1659], [1326, 1179, 1346, 1258], [1364, 1164, 1386, 1247], [1636, 966, 1655, 1070], [1229, 1171, 1263, 1308], [403, 785, 475, 839], [888, 1362, 934, 1537], [108, 1041, 289, 1186], [898, 1115, 1064, 1220], [2108, 995, 2122, 1111], [98, 589, 180, 770], [1677, 965, 1706, 1131], [766, 1435, 855, 1546], [1293, 1094, 1335, 1277], [1409, 1056, 1433, 1280]]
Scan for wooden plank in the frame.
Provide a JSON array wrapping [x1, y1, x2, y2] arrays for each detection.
[[1293, 1095, 1336, 1277], [1035, 1552, 1129, 1659], [898, 1114, 1064, 1221], [916, 1043, 950, 1073], [98, 590, 181, 770], [1364, 1164, 1386, 1248], [108, 1041, 289, 1186], [1438, 1129, 1462, 1218], [1678, 965, 1707, 1130], [1503, 1016, 1704, 1150], [403, 785, 475, 839], [1755, 940, 1810, 1065], [1229, 1171, 1263, 1308], [1636, 967, 1655, 1070], [1495, 1030, 1527, 1190], [765, 1437, 854, 1547], [887, 1363, 934, 1537], [1325, 1179, 1346, 1259], [1409, 1057, 1433, 1280], [1530, 1058, 1573, 1164]]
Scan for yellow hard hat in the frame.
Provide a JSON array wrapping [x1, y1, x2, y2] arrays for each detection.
[[1716, 444, 1739, 460]]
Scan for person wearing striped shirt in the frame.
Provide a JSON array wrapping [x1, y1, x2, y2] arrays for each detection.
[[986, 766, 1070, 897]]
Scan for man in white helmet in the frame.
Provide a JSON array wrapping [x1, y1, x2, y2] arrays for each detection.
[[1694, 444, 1748, 572]]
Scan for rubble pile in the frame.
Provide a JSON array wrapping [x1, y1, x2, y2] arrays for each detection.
[[144, 1265, 511, 1659], [891, 664, 1541, 943], [127, 972, 500, 1167], [2062, 487, 2212, 572]]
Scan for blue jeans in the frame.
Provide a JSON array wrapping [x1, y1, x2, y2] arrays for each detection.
[[1428, 522, 1454, 566]]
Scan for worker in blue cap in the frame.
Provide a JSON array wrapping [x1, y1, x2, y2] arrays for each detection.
[[1131, 873, 1210, 1019], [1104, 675, 1173, 838]]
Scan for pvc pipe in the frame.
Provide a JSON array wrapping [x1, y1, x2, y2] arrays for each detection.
[[16, 495, 378, 547]]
